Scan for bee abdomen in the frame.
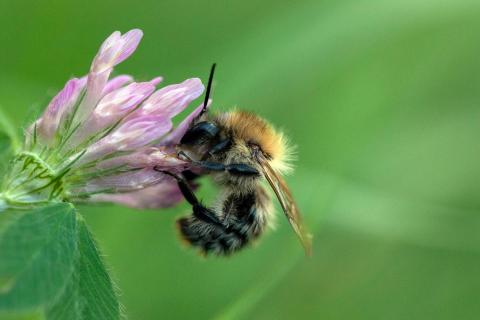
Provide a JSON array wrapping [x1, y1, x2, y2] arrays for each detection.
[[176, 191, 267, 256], [176, 216, 250, 255]]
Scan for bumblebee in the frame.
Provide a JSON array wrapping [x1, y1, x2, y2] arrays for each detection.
[[156, 64, 311, 256]]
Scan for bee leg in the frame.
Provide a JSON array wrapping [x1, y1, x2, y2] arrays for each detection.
[[201, 138, 232, 160], [154, 169, 198, 205], [182, 170, 201, 181], [196, 161, 259, 176], [178, 152, 259, 176], [153, 168, 223, 226], [209, 138, 231, 154], [225, 163, 260, 176]]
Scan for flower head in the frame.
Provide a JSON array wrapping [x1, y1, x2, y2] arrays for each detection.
[[0, 29, 205, 209]]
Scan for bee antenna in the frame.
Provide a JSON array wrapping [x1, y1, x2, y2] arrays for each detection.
[[200, 63, 216, 116]]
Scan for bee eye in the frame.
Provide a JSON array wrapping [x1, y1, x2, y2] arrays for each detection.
[[181, 121, 219, 145]]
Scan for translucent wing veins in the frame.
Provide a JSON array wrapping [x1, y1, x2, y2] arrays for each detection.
[[257, 155, 312, 256]]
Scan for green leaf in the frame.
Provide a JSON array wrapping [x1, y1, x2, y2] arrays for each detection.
[[0, 204, 120, 320], [0, 204, 77, 312], [45, 217, 121, 320]]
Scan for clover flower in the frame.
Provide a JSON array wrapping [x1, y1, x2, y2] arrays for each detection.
[[0, 29, 206, 210]]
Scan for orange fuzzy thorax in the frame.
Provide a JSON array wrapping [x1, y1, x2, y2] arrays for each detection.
[[218, 111, 292, 173]]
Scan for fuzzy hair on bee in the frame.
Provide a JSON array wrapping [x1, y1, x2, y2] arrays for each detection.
[[156, 64, 311, 256]]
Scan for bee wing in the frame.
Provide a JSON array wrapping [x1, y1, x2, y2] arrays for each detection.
[[259, 158, 312, 256]]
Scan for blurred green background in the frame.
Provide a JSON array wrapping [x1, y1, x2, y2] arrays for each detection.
[[1, 0, 480, 319]]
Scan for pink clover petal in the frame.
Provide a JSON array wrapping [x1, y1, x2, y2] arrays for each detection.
[[37, 77, 86, 143], [102, 75, 134, 95], [95, 147, 188, 170], [82, 168, 166, 194], [110, 115, 172, 150], [91, 179, 184, 209], [135, 78, 204, 118], [91, 29, 143, 74], [75, 30, 143, 126], [70, 81, 156, 146], [149, 76, 163, 86], [161, 99, 211, 146], [79, 115, 172, 164], [95, 81, 156, 117]]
